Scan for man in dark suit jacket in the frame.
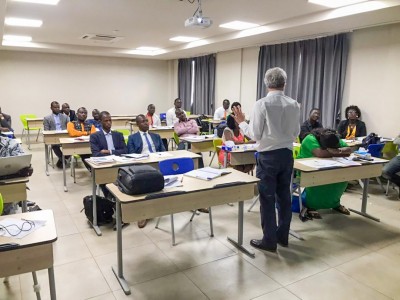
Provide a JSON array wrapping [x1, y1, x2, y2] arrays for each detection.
[[90, 111, 127, 157], [62, 103, 77, 122], [127, 114, 165, 154], [90, 111, 127, 205]]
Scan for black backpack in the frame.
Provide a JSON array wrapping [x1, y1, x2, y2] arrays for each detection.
[[361, 133, 381, 148], [82, 195, 114, 225]]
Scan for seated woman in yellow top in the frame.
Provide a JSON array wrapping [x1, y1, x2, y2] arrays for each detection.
[[67, 107, 96, 170], [337, 105, 367, 139], [297, 128, 353, 218]]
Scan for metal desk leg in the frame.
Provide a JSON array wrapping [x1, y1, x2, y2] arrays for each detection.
[[209, 122, 212, 134], [45, 144, 50, 176], [112, 201, 131, 295], [227, 201, 255, 258], [349, 178, 380, 222], [91, 171, 102, 236], [27, 128, 31, 150], [47, 267, 57, 300], [289, 169, 304, 240], [62, 154, 68, 192]]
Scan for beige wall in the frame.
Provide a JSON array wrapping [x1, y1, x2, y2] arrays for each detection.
[[0, 50, 172, 133], [343, 23, 400, 138], [215, 47, 258, 117]]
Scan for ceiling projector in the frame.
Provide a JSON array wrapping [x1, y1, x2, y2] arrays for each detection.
[[185, 16, 212, 28], [184, 0, 212, 29]]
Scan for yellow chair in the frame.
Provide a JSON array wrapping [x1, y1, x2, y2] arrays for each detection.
[[173, 131, 180, 149], [0, 193, 3, 215], [185, 111, 191, 116], [209, 138, 222, 166], [293, 144, 301, 159], [114, 129, 130, 144], [20, 114, 41, 149]]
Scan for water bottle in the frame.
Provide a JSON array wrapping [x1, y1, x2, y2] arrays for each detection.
[[213, 128, 218, 137]]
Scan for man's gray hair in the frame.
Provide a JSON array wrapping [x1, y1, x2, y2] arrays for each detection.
[[264, 67, 287, 89]]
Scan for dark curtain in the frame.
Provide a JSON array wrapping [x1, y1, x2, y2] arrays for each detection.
[[257, 33, 349, 128], [178, 58, 193, 112], [193, 54, 216, 115]]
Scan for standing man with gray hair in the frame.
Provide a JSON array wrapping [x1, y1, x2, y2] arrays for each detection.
[[233, 67, 300, 252]]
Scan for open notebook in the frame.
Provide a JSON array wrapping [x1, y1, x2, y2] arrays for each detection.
[[184, 167, 231, 181]]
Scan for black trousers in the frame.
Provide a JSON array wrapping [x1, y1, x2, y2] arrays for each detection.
[[256, 149, 293, 248]]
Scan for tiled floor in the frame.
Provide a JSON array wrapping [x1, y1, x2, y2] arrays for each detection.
[[1, 140, 400, 300]]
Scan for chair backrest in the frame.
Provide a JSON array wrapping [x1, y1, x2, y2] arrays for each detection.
[[173, 131, 180, 145], [382, 141, 399, 160], [367, 143, 385, 158], [159, 157, 194, 175], [213, 138, 223, 155], [20, 114, 37, 129], [0, 193, 3, 215], [293, 144, 301, 159]]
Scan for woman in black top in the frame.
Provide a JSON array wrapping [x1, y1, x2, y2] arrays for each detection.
[[337, 105, 367, 139]]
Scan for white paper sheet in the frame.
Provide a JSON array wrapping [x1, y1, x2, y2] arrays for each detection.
[[0, 218, 46, 239]]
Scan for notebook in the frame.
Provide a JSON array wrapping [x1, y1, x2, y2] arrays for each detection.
[[0, 154, 32, 177]]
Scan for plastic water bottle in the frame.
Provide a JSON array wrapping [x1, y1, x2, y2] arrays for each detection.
[[213, 128, 218, 137]]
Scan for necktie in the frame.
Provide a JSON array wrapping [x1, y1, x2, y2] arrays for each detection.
[[143, 133, 154, 153]]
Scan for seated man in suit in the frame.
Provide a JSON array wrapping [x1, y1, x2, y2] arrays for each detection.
[[62, 103, 77, 122], [90, 111, 127, 198], [128, 114, 166, 154], [67, 107, 96, 170], [127, 114, 165, 228], [88, 109, 102, 130], [43, 101, 70, 168]]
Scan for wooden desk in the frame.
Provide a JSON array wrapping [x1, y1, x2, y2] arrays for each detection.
[[0, 177, 29, 204], [106, 169, 259, 295], [294, 157, 387, 221], [180, 136, 216, 153], [25, 118, 43, 149], [86, 150, 201, 236], [59, 137, 91, 192], [43, 130, 70, 176], [0, 210, 57, 299], [111, 116, 136, 128], [203, 119, 223, 133]]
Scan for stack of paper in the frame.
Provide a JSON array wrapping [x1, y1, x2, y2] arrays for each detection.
[[88, 156, 115, 165], [184, 167, 231, 181], [122, 153, 150, 160]]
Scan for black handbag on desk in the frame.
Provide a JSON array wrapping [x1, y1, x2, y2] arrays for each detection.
[[116, 165, 164, 195]]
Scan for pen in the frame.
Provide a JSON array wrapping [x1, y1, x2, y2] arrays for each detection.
[[181, 176, 184, 183]]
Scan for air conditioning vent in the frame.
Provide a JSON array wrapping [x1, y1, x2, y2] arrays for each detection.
[[80, 34, 123, 43]]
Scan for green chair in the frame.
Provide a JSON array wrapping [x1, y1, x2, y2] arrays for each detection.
[[114, 129, 130, 144], [0, 193, 3, 215], [20, 114, 41, 149], [293, 144, 301, 159], [185, 111, 191, 116]]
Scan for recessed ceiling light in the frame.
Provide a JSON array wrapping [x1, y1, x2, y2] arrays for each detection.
[[136, 46, 161, 51], [308, 0, 367, 8], [170, 36, 199, 43], [12, 0, 59, 5], [219, 21, 259, 30], [5, 17, 43, 27], [236, 26, 271, 38], [3, 35, 32, 42], [185, 39, 209, 49]]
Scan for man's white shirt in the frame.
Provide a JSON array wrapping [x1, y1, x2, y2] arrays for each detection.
[[239, 91, 300, 152], [213, 107, 229, 120]]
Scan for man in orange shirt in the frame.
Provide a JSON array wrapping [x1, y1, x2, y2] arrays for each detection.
[[67, 107, 96, 170]]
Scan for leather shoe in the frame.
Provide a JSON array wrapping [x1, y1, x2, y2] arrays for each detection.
[[137, 219, 148, 228], [277, 240, 288, 247], [250, 239, 276, 252], [198, 208, 209, 213]]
